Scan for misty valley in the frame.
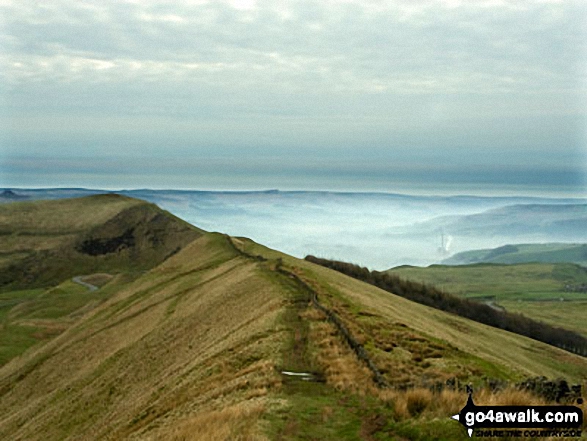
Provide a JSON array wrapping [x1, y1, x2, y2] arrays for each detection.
[[3, 188, 586, 269]]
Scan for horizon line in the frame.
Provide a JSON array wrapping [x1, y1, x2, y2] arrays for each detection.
[[3, 186, 587, 200]]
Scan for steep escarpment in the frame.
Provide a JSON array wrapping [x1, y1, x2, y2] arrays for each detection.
[[0, 194, 202, 289]]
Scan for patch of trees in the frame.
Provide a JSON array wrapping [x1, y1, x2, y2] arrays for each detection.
[[304, 256, 587, 357]]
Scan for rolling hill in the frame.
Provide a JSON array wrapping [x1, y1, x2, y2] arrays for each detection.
[[0, 194, 203, 289], [443, 243, 587, 266], [415, 204, 587, 239], [0, 196, 585, 440], [0, 195, 203, 366]]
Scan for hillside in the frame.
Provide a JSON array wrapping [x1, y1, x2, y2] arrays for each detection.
[[443, 243, 587, 266], [0, 195, 203, 365], [0, 196, 585, 440]]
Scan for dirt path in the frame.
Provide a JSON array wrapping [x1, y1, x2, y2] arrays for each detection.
[[72, 276, 99, 292], [226, 235, 388, 387]]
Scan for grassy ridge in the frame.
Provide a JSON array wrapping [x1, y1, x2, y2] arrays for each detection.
[[0, 195, 203, 368], [243, 239, 587, 382], [0, 234, 286, 440]]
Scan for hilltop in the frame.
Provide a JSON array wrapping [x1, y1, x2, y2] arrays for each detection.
[[0, 196, 585, 440], [0, 194, 203, 289]]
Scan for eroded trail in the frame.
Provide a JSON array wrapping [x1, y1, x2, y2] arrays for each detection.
[[226, 235, 401, 440], [227, 236, 320, 381], [226, 235, 387, 388]]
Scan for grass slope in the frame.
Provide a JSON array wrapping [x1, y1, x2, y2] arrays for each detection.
[[0, 197, 585, 440], [0, 195, 203, 367], [0, 234, 286, 440]]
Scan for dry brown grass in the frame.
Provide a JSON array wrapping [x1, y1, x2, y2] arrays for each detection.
[[0, 234, 287, 441], [380, 388, 433, 420], [382, 386, 550, 422], [79, 273, 114, 287], [474, 387, 547, 406], [168, 401, 268, 441], [302, 309, 377, 395], [249, 247, 586, 383]]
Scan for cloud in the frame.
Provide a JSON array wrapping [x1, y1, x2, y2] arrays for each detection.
[[2, 0, 584, 91], [0, 0, 585, 188]]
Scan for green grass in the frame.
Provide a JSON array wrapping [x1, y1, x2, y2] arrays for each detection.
[[500, 299, 587, 337], [267, 382, 366, 440], [0, 323, 43, 366], [388, 262, 587, 338], [0, 288, 45, 320], [14, 281, 94, 320], [0, 278, 124, 367]]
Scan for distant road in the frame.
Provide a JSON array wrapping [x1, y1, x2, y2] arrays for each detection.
[[485, 300, 505, 312], [72, 276, 99, 292]]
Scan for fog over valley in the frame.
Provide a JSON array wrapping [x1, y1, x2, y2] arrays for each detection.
[[4, 188, 585, 269]]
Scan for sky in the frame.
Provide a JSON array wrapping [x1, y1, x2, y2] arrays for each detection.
[[1, 0, 586, 195]]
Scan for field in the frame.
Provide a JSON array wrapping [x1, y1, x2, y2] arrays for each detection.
[[388, 263, 587, 337], [389, 263, 587, 300], [499, 299, 587, 337]]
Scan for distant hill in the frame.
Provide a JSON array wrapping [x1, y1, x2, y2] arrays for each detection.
[[6, 187, 587, 269], [443, 243, 587, 266], [0, 189, 29, 202], [418, 203, 587, 239], [0, 196, 585, 440]]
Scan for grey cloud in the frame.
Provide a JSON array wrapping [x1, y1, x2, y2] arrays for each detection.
[[0, 0, 585, 187], [3, 0, 584, 91]]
